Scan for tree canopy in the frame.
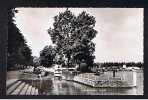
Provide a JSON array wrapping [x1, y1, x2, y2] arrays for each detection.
[[39, 45, 56, 67], [48, 9, 97, 72], [8, 8, 33, 70]]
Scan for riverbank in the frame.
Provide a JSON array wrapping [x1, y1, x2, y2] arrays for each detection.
[[7, 69, 143, 95]]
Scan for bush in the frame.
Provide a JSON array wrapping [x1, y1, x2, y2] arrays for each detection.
[[77, 63, 92, 73]]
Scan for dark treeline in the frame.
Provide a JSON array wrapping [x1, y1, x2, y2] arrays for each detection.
[[95, 62, 144, 68], [8, 8, 33, 71]]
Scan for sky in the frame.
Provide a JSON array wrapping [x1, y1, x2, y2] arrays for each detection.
[[14, 8, 143, 62]]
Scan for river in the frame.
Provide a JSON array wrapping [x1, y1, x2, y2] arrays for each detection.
[[23, 70, 143, 95]]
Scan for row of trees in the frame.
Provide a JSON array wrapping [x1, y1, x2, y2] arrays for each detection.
[[39, 9, 98, 72], [8, 8, 33, 70], [95, 62, 143, 68]]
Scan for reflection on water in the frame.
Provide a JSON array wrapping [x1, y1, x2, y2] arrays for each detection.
[[20, 71, 143, 95]]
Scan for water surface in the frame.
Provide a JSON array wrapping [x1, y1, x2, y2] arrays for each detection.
[[22, 71, 143, 95]]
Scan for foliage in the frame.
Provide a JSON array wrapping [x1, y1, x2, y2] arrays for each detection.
[[48, 9, 97, 72], [96, 62, 144, 68], [33, 56, 40, 67], [39, 45, 56, 67], [8, 8, 33, 70]]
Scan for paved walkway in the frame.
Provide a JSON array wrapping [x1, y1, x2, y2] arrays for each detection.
[[7, 70, 21, 80]]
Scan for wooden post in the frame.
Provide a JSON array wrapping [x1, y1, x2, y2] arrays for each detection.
[[113, 70, 116, 77]]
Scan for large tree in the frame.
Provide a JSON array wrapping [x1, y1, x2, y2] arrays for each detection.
[[48, 9, 97, 72], [8, 8, 33, 70], [39, 45, 56, 67], [72, 11, 97, 72], [48, 9, 76, 68]]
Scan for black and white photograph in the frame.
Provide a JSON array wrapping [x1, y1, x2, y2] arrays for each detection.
[[7, 8, 144, 95]]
